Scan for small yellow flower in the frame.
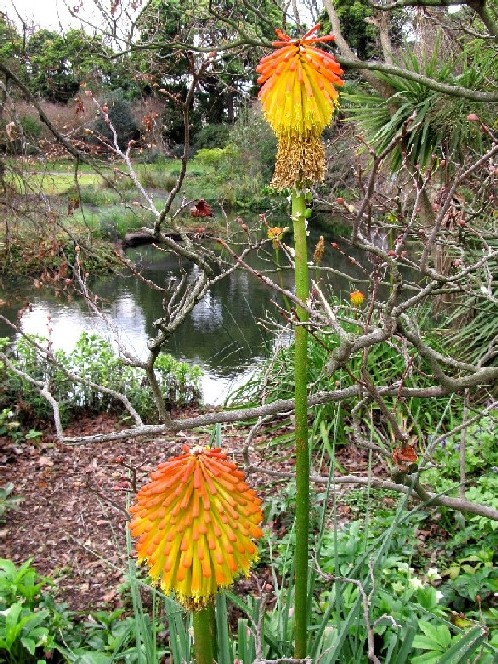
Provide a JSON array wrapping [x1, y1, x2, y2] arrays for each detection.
[[350, 290, 365, 307], [267, 226, 285, 248], [129, 446, 263, 610]]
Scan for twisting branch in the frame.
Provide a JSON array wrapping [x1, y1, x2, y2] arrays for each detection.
[[337, 57, 498, 102], [57, 371, 493, 447], [101, 33, 497, 103], [246, 467, 498, 522]]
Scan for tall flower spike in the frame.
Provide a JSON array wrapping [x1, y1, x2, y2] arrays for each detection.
[[257, 24, 344, 189], [129, 446, 263, 610]]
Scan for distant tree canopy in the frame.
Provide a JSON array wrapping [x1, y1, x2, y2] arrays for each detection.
[[0, 21, 126, 104], [0, 11, 23, 116], [133, 0, 283, 140], [0, 12, 22, 63], [24, 29, 117, 103], [1, 0, 496, 152]]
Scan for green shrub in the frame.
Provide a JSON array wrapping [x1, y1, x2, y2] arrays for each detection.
[[19, 116, 42, 140], [422, 412, 498, 545], [428, 414, 498, 481], [104, 164, 178, 192], [193, 146, 236, 169], [93, 206, 145, 239], [75, 185, 120, 207], [0, 332, 202, 425], [194, 123, 230, 150], [163, 174, 180, 191], [0, 559, 58, 663], [0, 559, 48, 611], [0, 558, 168, 663]]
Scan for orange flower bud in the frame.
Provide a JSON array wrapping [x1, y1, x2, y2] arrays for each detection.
[[129, 446, 263, 609], [313, 235, 325, 264], [350, 290, 365, 307], [267, 226, 286, 248]]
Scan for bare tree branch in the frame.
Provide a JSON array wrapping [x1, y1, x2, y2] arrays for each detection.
[[247, 467, 498, 521], [338, 57, 498, 102]]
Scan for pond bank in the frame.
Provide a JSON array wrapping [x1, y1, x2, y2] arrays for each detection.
[[0, 219, 363, 405]]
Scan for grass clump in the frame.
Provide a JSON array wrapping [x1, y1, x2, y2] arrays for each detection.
[[228, 307, 463, 452], [71, 205, 146, 240]]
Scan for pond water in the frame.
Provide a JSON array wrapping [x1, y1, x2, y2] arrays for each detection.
[[0, 217, 366, 404]]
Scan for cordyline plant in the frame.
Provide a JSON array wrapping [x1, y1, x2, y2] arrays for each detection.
[[129, 445, 263, 664], [257, 24, 344, 658]]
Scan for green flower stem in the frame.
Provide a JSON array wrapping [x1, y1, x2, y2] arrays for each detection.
[[193, 605, 215, 664], [274, 246, 292, 312], [291, 189, 310, 659]]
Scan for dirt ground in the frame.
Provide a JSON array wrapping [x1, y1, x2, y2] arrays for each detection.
[[0, 410, 375, 612]]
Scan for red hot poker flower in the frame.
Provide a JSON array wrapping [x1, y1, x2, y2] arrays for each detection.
[[257, 24, 343, 139], [129, 446, 263, 609], [256, 24, 344, 189]]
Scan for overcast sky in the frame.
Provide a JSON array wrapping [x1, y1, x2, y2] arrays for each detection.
[[2, 0, 84, 30], [3, 0, 332, 39], [2, 0, 145, 46]]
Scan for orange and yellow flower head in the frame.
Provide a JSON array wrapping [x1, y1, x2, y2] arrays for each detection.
[[350, 289, 365, 307], [129, 446, 263, 610], [257, 25, 344, 189]]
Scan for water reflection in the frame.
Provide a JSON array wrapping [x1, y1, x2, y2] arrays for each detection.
[[0, 219, 364, 404]]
